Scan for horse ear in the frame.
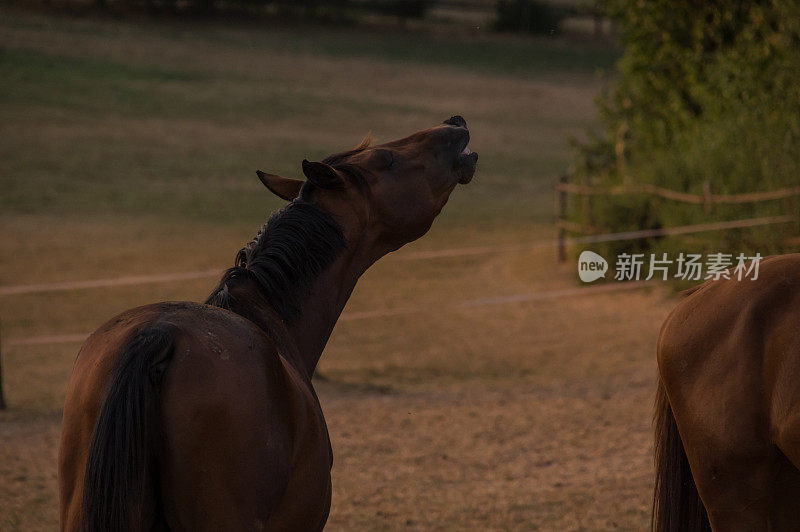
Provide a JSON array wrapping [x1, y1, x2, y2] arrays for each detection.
[[301, 160, 345, 190], [256, 170, 304, 201]]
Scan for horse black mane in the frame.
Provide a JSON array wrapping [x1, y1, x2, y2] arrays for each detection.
[[206, 199, 346, 323]]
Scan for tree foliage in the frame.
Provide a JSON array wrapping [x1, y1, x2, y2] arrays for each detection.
[[570, 0, 800, 263]]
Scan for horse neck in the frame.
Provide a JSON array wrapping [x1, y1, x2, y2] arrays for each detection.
[[224, 234, 377, 380], [285, 241, 375, 378]]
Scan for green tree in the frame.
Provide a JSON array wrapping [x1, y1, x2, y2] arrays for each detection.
[[569, 0, 800, 266]]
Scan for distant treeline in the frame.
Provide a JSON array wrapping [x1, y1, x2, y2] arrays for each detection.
[[29, 0, 589, 35], [55, 0, 435, 19]]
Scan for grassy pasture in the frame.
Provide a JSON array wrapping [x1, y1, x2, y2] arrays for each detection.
[[0, 11, 673, 530]]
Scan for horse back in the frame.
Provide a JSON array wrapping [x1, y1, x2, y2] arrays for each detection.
[[59, 301, 332, 531]]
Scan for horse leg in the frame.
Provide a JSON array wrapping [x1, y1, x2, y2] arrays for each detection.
[[667, 376, 772, 531], [677, 426, 772, 531], [697, 458, 772, 531], [766, 450, 800, 531], [772, 411, 800, 529], [661, 334, 773, 530]]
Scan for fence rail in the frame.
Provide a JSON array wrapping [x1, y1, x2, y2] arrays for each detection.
[[554, 181, 800, 206], [555, 177, 800, 261]]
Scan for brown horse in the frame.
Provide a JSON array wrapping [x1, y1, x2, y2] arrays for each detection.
[[653, 253, 800, 531], [58, 116, 478, 531]]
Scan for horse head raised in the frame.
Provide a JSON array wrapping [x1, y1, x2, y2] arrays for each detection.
[[257, 115, 477, 254]]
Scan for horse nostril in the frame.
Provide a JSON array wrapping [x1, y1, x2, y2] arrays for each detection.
[[443, 115, 467, 128]]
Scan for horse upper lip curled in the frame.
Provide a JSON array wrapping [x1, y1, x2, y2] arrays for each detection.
[[457, 145, 479, 184], [445, 115, 479, 184]]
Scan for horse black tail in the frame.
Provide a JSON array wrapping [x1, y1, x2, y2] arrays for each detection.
[[82, 324, 175, 532], [652, 379, 710, 532]]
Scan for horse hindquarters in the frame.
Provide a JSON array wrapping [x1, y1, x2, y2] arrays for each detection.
[[652, 380, 711, 532], [81, 324, 175, 532], [155, 312, 332, 531], [657, 340, 775, 531], [61, 302, 333, 530]]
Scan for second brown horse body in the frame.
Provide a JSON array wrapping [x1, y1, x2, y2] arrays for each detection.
[[58, 116, 478, 530], [654, 254, 800, 531]]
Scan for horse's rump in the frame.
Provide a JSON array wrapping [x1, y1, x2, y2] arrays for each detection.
[[655, 254, 800, 530], [60, 302, 308, 530]]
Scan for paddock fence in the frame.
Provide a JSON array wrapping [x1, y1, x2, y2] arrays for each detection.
[[555, 176, 800, 261]]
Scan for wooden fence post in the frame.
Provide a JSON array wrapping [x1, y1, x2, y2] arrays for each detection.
[[615, 122, 629, 184], [557, 174, 568, 262], [593, 2, 603, 36], [0, 321, 6, 410], [783, 194, 798, 236], [702, 180, 712, 213], [582, 176, 594, 229]]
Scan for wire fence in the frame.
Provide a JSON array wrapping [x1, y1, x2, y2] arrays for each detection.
[[555, 175, 800, 261]]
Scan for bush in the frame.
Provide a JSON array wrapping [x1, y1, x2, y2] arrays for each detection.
[[568, 0, 800, 270], [494, 0, 564, 35]]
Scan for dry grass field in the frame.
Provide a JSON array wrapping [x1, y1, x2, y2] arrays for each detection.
[[0, 11, 674, 530]]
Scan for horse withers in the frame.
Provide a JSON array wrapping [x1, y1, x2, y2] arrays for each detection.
[[58, 116, 478, 531], [654, 254, 800, 531]]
